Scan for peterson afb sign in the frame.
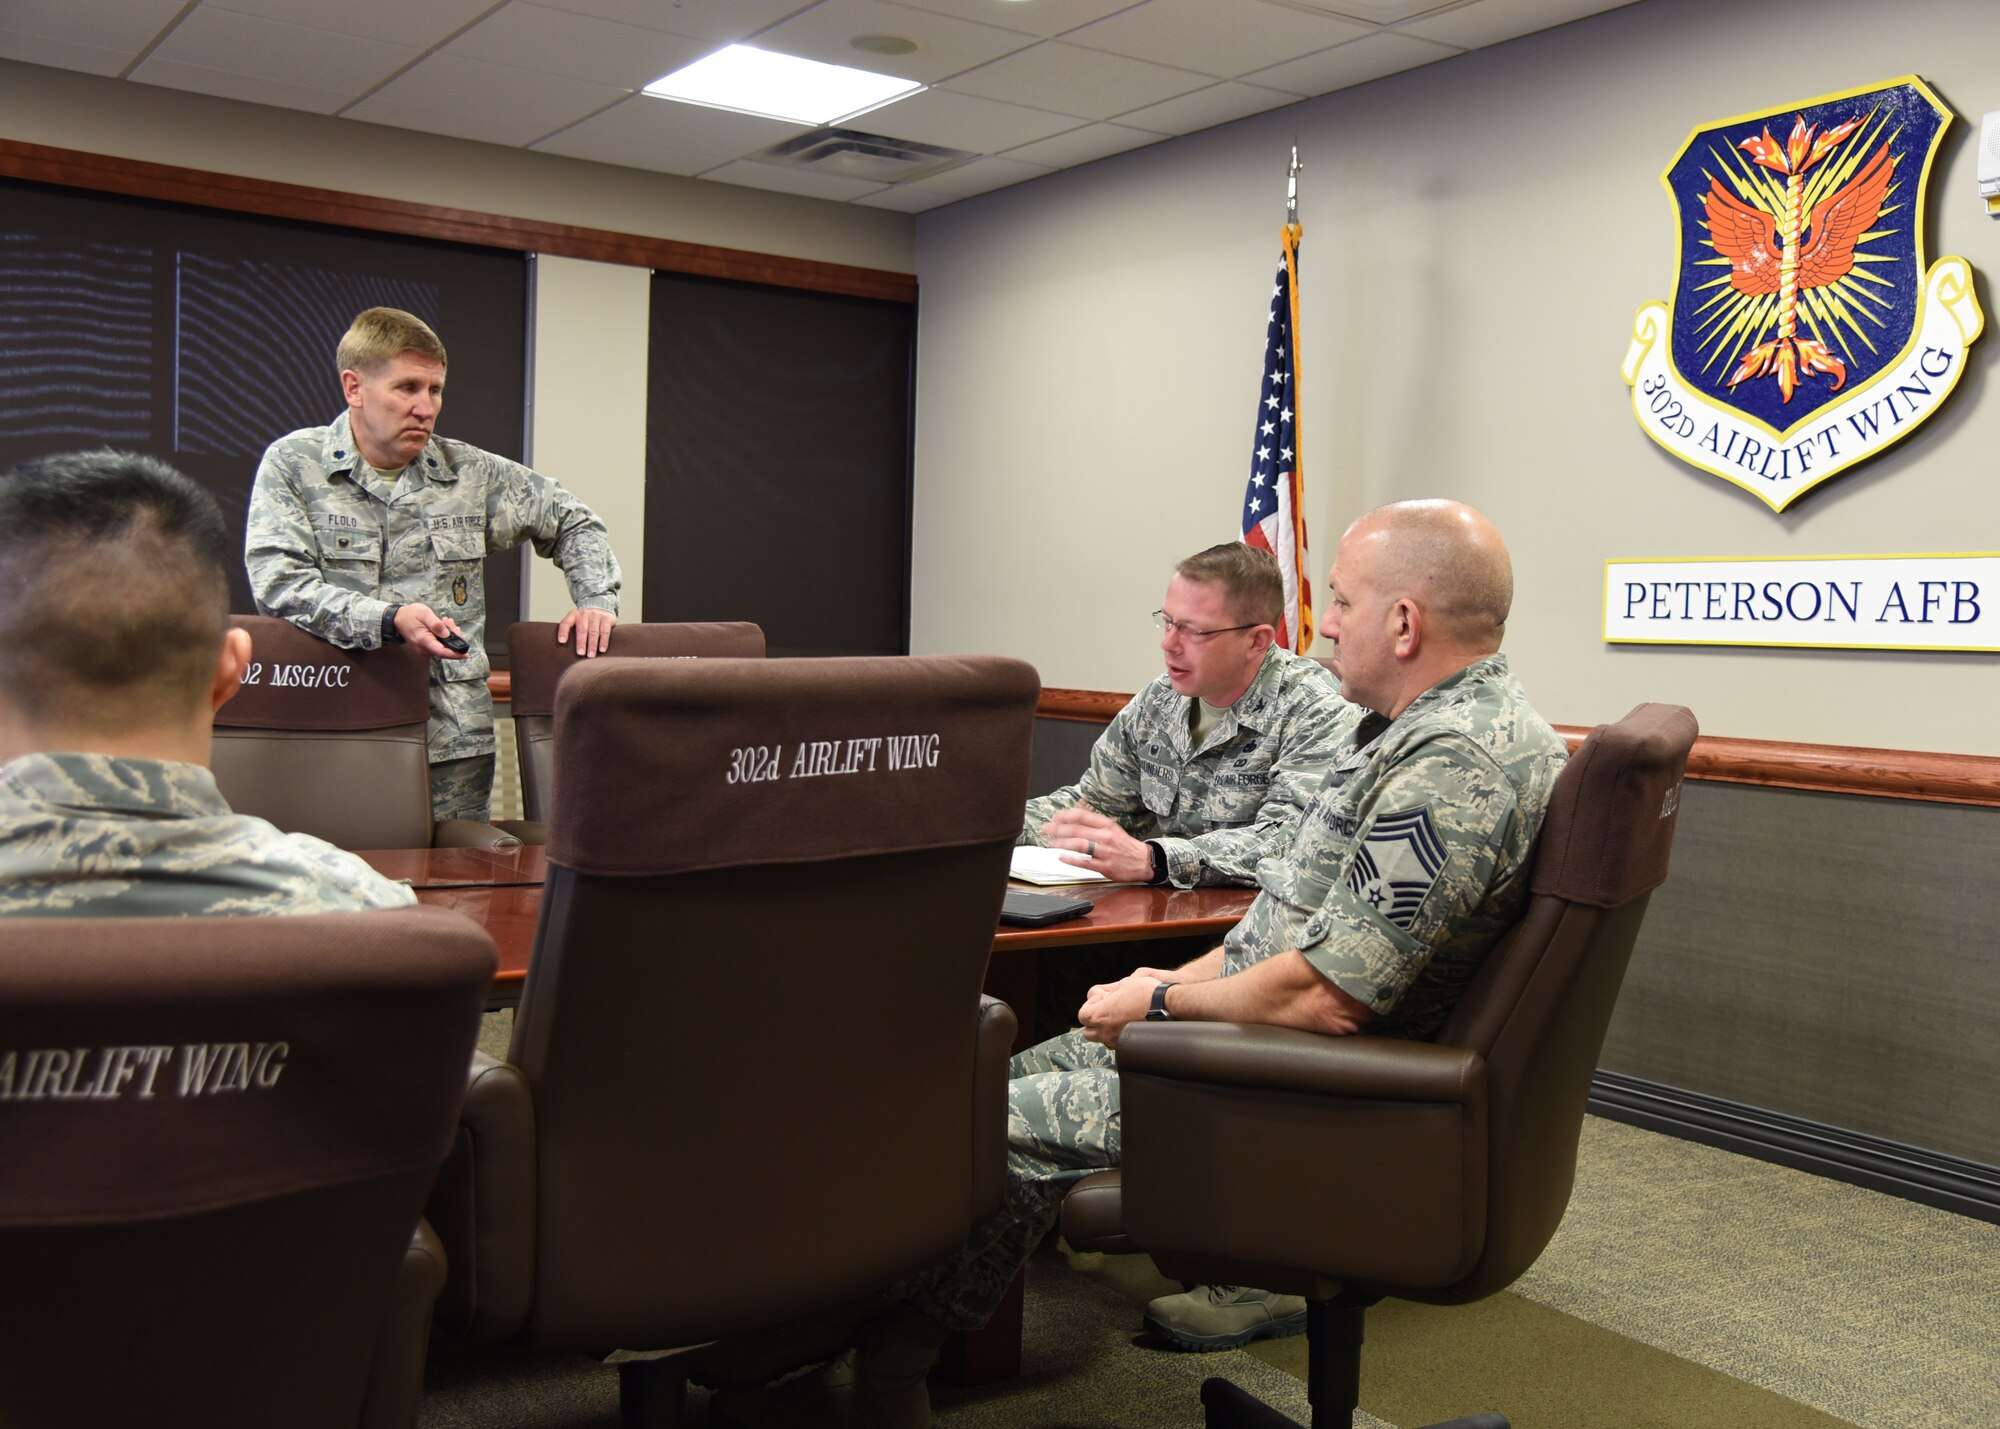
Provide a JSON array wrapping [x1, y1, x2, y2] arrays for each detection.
[[1605, 554, 2000, 652], [1621, 78, 1982, 511]]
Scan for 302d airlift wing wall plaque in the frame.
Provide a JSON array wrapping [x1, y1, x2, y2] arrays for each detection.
[[1622, 77, 1981, 512]]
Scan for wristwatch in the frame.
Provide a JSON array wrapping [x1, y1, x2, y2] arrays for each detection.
[[1147, 840, 1169, 885], [1147, 981, 1175, 1022], [381, 604, 405, 645]]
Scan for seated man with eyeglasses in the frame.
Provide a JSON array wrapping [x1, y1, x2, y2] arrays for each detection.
[[1022, 542, 1351, 890]]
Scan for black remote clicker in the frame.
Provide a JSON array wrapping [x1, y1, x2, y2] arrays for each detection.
[[439, 632, 470, 654]]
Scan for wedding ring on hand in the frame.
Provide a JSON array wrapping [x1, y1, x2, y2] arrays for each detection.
[[1087, 840, 1096, 858]]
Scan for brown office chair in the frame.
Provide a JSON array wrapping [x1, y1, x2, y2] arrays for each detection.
[[214, 615, 516, 850], [498, 619, 766, 839], [1060, 703, 1699, 1429], [0, 906, 496, 1429], [426, 653, 1037, 1426]]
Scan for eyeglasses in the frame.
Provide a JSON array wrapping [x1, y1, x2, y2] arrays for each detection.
[[1153, 610, 1260, 642]]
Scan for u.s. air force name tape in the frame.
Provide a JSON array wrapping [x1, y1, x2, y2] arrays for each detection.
[[1604, 554, 2000, 652]]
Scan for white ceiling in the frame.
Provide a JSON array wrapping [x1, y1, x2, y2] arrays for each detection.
[[1, 0, 1638, 212]]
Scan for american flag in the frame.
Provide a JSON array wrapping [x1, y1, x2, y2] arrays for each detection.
[[1240, 222, 1311, 653]]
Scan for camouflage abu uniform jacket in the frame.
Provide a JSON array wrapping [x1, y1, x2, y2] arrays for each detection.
[[1221, 654, 1567, 1040], [245, 411, 621, 764], [0, 753, 417, 918], [1021, 646, 1352, 888]]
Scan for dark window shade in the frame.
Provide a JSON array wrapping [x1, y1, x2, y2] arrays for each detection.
[[645, 271, 912, 657], [0, 178, 528, 650]]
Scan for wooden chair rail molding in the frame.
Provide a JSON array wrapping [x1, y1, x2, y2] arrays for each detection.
[[1036, 686, 2000, 809], [0, 139, 917, 305]]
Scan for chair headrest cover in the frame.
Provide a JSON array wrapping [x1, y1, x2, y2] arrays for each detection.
[[506, 621, 767, 717], [217, 615, 430, 731], [548, 655, 1040, 876], [1529, 703, 1698, 908], [0, 906, 495, 1225]]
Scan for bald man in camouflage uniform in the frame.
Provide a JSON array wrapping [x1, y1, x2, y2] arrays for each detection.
[[246, 307, 621, 823], [0, 451, 413, 919], [776, 502, 1570, 1429]]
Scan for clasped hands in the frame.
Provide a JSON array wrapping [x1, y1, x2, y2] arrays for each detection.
[[1078, 967, 1177, 1048], [1041, 804, 1153, 883]]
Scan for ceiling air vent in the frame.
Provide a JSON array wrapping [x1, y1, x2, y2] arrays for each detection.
[[750, 128, 975, 185]]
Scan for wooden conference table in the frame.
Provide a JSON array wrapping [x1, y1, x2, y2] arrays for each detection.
[[357, 844, 1256, 1029], [355, 844, 1257, 1381]]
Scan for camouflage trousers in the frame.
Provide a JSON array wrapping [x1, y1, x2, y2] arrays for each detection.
[[429, 754, 495, 823], [902, 1028, 1122, 1332]]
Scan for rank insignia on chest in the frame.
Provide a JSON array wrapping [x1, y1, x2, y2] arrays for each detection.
[[452, 575, 468, 606]]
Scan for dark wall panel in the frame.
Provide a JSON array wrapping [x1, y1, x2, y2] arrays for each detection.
[[643, 271, 912, 657]]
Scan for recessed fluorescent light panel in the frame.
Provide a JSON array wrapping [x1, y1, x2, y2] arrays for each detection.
[[644, 45, 923, 126]]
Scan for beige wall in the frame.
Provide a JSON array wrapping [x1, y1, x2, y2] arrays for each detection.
[[525, 255, 651, 617], [908, 0, 2000, 757]]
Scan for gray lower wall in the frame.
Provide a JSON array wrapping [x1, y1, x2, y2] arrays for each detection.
[[1603, 781, 2000, 1168], [1029, 714, 2000, 1171]]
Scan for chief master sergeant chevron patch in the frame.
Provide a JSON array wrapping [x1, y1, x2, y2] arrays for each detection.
[[1344, 805, 1447, 930]]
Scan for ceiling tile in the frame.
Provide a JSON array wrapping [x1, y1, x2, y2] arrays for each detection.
[[751, 0, 1036, 84], [547, 92, 811, 155], [874, 0, 1149, 40], [528, 0, 822, 45], [698, 158, 889, 201], [1002, 121, 1161, 167], [0, 30, 137, 76], [1244, 30, 1456, 95], [861, 87, 1083, 152], [916, 153, 1054, 195], [0, 0, 185, 61], [850, 183, 966, 211], [209, 0, 501, 50], [1281, 0, 1458, 21], [345, 52, 632, 146], [1065, 0, 1371, 79], [1112, 79, 1293, 135], [138, 7, 417, 97], [445, 4, 709, 89], [529, 128, 730, 177], [942, 40, 1210, 120], [126, 59, 360, 115], [1399, 0, 1639, 49]]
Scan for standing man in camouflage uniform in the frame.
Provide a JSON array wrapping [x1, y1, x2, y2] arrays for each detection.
[[1024, 542, 1349, 889], [0, 450, 415, 917], [769, 501, 1569, 1429], [245, 307, 621, 823]]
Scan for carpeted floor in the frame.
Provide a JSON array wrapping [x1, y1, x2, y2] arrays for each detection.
[[1237, 1117, 2000, 1429], [419, 1113, 2000, 1428]]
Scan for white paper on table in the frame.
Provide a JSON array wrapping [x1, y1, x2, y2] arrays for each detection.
[[1009, 845, 1110, 885]]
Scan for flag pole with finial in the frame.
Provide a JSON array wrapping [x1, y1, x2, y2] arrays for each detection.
[[1240, 143, 1312, 651]]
